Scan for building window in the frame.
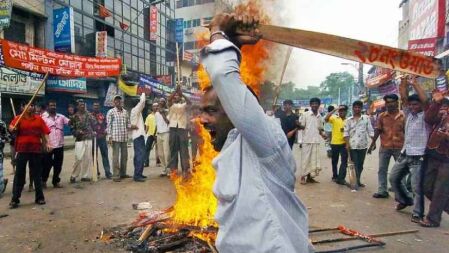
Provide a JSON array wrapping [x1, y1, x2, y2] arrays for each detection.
[[4, 20, 26, 44]]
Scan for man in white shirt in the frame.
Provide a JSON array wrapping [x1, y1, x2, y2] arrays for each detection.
[[199, 13, 312, 253], [299, 98, 326, 184], [155, 98, 170, 176], [167, 86, 192, 178], [130, 93, 146, 182]]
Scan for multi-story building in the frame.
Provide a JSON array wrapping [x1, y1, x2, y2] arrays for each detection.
[[175, 0, 227, 89], [398, 0, 410, 49]]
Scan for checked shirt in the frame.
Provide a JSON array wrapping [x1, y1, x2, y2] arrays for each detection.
[[106, 107, 129, 142]]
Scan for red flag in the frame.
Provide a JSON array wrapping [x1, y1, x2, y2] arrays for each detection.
[[98, 5, 111, 18], [119, 22, 129, 30]]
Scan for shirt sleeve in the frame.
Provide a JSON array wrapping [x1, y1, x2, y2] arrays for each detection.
[[145, 115, 150, 127], [367, 116, 375, 137], [343, 119, 350, 138], [63, 115, 70, 125], [202, 39, 280, 158], [328, 115, 335, 124], [106, 110, 112, 135], [375, 113, 383, 131], [39, 117, 51, 135]]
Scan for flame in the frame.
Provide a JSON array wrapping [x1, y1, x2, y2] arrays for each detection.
[[170, 119, 219, 230]]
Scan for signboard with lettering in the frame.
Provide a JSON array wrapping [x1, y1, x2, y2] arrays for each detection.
[[150, 6, 158, 41], [408, 37, 437, 56], [155, 74, 172, 86], [0, 0, 12, 29], [47, 77, 87, 93], [175, 18, 184, 43], [1, 39, 121, 78], [409, 0, 446, 40], [53, 7, 75, 53], [0, 66, 45, 95], [96, 31, 108, 57]]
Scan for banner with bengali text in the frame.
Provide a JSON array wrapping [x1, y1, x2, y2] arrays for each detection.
[[1, 39, 121, 78]]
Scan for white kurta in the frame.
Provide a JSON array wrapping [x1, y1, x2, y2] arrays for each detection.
[[300, 111, 324, 178]]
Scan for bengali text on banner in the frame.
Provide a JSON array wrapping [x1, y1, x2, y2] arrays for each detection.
[[0, 39, 121, 78]]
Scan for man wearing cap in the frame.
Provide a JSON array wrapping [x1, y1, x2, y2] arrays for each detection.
[[144, 102, 159, 167], [130, 93, 146, 182], [107, 95, 131, 182], [69, 99, 97, 183], [369, 94, 405, 198]]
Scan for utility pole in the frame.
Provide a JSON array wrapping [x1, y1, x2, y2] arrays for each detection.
[[338, 87, 341, 105]]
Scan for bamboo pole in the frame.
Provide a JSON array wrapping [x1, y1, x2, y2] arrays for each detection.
[[272, 47, 293, 108], [10, 98, 16, 116], [312, 229, 418, 245], [12, 72, 49, 129], [176, 42, 181, 88]]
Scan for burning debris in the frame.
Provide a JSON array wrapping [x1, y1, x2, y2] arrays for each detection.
[[100, 209, 218, 253]]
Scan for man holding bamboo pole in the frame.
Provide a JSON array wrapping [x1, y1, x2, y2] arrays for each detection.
[[8, 102, 51, 208]]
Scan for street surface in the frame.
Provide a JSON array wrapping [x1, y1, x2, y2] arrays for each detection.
[[0, 143, 448, 253]]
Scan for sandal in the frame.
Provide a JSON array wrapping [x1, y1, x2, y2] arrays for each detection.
[[9, 201, 19, 209], [300, 177, 307, 185], [420, 218, 439, 228]]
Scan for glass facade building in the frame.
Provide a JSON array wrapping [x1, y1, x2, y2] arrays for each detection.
[[52, 0, 176, 78]]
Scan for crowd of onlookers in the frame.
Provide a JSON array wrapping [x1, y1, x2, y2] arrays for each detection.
[[274, 76, 449, 228], [0, 85, 200, 209]]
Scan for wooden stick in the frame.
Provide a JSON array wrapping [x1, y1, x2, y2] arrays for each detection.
[[10, 98, 16, 116], [176, 42, 181, 88], [272, 47, 293, 107], [309, 227, 339, 233], [92, 137, 98, 182], [208, 241, 218, 253], [138, 224, 154, 242], [238, 24, 440, 78], [315, 241, 385, 253], [312, 229, 419, 244], [12, 72, 49, 129]]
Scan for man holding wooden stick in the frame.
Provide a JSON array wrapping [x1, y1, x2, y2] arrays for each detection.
[[199, 13, 312, 252], [9, 102, 51, 208]]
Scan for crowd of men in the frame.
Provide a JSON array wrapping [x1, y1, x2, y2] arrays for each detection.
[[0, 85, 199, 209], [275, 75, 449, 228]]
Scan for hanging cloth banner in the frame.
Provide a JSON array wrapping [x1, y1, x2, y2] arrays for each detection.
[[1, 39, 121, 78], [117, 77, 137, 96]]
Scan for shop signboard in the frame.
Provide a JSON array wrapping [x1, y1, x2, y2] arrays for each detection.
[[175, 18, 184, 43], [47, 77, 87, 94], [150, 6, 158, 41], [409, 0, 446, 40], [365, 67, 394, 89], [140, 74, 174, 93], [155, 74, 172, 86], [95, 31, 108, 57], [53, 7, 75, 53], [1, 39, 121, 78], [0, 66, 45, 95], [0, 0, 12, 29], [408, 37, 437, 56]]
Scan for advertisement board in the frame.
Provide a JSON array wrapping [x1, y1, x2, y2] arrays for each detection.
[[0, 0, 12, 29], [96, 31, 108, 57], [47, 77, 87, 93], [150, 6, 158, 41], [409, 0, 446, 40], [53, 7, 75, 53]]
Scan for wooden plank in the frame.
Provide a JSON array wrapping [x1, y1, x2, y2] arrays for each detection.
[[252, 25, 440, 79]]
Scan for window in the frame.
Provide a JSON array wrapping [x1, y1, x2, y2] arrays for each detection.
[[4, 20, 26, 44]]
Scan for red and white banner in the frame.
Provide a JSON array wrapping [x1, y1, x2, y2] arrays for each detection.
[[95, 31, 107, 57], [155, 75, 172, 86], [183, 51, 193, 61], [408, 37, 437, 56], [1, 39, 121, 78], [409, 0, 446, 40], [365, 67, 394, 88], [149, 6, 158, 41]]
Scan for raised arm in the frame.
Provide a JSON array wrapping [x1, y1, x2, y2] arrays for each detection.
[[410, 76, 428, 105], [324, 108, 337, 123], [399, 76, 408, 107]]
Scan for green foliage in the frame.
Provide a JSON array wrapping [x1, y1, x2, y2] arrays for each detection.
[[319, 71, 356, 99]]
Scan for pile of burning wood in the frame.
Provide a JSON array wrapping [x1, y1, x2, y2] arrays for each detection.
[[100, 208, 218, 253]]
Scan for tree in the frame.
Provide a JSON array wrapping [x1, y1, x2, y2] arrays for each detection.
[[319, 72, 356, 101]]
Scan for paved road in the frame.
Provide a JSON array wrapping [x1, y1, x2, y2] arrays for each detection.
[[0, 143, 447, 252]]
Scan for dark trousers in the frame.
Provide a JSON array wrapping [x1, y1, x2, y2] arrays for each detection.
[[96, 137, 111, 177], [168, 128, 190, 175], [12, 152, 44, 202], [145, 135, 156, 166], [42, 147, 64, 185], [423, 156, 449, 225], [133, 136, 146, 179], [191, 134, 200, 160], [331, 144, 348, 180], [349, 149, 367, 185]]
